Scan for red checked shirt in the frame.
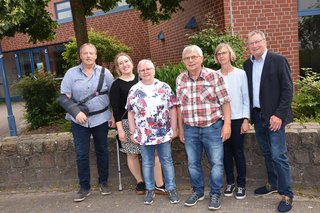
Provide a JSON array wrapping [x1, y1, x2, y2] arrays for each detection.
[[176, 67, 230, 127]]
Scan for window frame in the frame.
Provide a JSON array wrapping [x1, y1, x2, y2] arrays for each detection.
[[54, 0, 131, 24], [298, 0, 320, 16]]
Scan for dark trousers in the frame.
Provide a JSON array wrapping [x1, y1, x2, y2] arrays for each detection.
[[223, 119, 246, 188], [71, 121, 109, 191]]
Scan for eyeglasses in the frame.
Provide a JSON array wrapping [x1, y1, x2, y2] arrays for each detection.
[[118, 59, 130, 66], [183, 55, 201, 61], [139, 67, 153, 73], [247, 39, 265, 46], [216, 51, 228, 57]]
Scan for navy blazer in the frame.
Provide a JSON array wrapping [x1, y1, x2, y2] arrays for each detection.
[[243, 51, 293, 125]]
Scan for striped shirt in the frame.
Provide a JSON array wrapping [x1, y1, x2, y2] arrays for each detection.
[[176, 67, 230, 127]]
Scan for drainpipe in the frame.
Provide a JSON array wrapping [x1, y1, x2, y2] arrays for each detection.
[[0, 40, 17, 136], [229, 0, 234, 35]]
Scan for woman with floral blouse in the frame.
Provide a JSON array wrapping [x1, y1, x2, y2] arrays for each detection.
[[127, 59, 180, 205]]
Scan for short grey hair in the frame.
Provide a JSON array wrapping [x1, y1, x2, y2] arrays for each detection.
[[137, 59, 155, 71], [247, 30, 266, 40], [182, 45, 203, 59]]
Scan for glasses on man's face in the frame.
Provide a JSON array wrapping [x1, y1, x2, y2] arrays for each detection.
[[247, 39, 265, 46], [216, 51, 228, 57], [139, 67, 153, 73], [183, 55, 201, 61]]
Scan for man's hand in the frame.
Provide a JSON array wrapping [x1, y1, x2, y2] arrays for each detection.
[[269, 115, 282, 131], [221, 123, 231, 142], [75, 112, 87, 124], [108, 119, 117, 128]]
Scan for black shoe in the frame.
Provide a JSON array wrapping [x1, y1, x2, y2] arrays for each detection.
[[278, 195, 293, 212], [155, 184, 166, 194], [254, 183, 277, 196], [223, 184, 235, 197], [136, 182, 145, 195], [73, 189, 91, 202], [235, 187, 246, 199]]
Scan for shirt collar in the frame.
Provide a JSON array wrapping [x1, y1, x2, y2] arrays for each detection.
[[79, 64, 98, 74], [187, 66, 207, 80], [250, 49, 268, 62]]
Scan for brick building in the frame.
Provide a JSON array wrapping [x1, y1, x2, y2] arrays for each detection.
[[1, 0, 319, 99]]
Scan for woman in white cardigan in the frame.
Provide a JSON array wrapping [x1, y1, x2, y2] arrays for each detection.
[[214, 43, 250, 200]]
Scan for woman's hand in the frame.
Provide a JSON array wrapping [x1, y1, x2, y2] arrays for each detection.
[[118, 129, 127, 143], [240, 119, 250, 134], [171, 128, 178, 142]]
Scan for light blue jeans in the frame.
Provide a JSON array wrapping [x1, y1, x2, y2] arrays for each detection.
[[252, 111, 293, 198], [140, 141, 176, 191], [184, 120, 224, 196]]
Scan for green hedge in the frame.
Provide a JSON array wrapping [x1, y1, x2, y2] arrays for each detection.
[[292, 69, 320, 122], [14, 71, 65, 129]]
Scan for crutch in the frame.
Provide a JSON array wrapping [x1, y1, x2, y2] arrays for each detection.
[[115, 130, 123, 191]]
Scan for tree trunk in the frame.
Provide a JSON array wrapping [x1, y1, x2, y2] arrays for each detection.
[[69, 0, 89, 54]]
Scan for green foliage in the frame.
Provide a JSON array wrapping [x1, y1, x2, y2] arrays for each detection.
[[14, 71, 65, 129], [69, 0, 184, 54], [298, 15, 320, 50], [126, 0, 184, 24], [187, 13, 246, 70], [62, 30, 131, 69], [292, 69, 320, 122], [155, 63, 186, 93], [0, 0, 57, 43]]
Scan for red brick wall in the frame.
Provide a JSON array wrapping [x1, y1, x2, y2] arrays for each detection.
[[1, 0, 299, 80], [1, 5, 149, 67], [147, 0, 225, 65], [223, 0, 299, 81]]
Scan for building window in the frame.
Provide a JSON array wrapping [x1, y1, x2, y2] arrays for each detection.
[[54, 0, 130, 24], [55, 0, 72, 22], [298, 0, 320, 75]]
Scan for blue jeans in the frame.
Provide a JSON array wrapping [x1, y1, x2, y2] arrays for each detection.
[[252, 111, 293, 198], [71, 121, 109, 191], [184, 120, 224, 196], [223, 119, 246, 187], [140, 142, 176, 191]]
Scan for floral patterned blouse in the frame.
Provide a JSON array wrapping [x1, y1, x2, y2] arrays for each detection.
[[126, 79, 176, 145]]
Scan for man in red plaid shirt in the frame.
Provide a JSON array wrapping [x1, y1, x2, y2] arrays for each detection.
[[176, 45, 231, 210]]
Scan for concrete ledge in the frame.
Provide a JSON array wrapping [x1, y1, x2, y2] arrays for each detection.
[[0, 123, 319, 190]]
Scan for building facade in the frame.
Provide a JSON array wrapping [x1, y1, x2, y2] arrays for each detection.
[[1, 0, 319, 99]]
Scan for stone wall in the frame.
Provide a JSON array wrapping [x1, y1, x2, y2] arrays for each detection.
[[0, 123, 319, 190]]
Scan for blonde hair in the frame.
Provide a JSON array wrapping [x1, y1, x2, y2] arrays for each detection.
[[79, 43, 97, 54], [113, 52, 134, 76], [214, 43, 236, 64]]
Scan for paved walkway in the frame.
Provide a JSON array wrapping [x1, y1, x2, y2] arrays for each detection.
[[0, 101, 26, 138], [0, 186, 319, 213], [1, 102, 320, 212]]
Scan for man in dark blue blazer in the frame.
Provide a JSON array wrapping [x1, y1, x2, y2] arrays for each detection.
[[243, 30, 294, 212]]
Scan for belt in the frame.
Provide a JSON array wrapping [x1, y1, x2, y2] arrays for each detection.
[[252, 107, 261, 113]]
